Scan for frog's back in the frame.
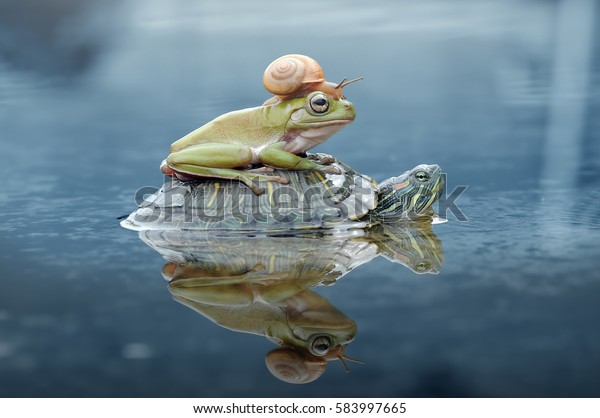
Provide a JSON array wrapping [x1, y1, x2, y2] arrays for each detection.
[[170, 106, 287, 152]]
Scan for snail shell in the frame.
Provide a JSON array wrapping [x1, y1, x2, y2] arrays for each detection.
[[265, 347, 327, 384], [263, 54, 326, 98]]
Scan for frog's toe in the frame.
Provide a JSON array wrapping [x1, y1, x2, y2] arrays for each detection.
[[320, 166, 342, 175], [252, 173, 289, 184], [272, 175, 290, 184], [160, 160, 176, 177], [249, 184, 266, 195], [308, 153, 336, 165], [237, 175, 265, 195], [318, 155, 336, 165], [255, 175, 290, 184], [246, 166, 275, 174]]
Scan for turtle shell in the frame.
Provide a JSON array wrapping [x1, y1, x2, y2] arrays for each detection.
[[121, 156, 379, 233]]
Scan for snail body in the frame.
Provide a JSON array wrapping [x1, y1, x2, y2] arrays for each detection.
[[262, 54, 362, 105]]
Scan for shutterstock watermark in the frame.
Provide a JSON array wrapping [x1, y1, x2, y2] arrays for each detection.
[[130, 174, 468, 226], [437, 176, 468, 221]]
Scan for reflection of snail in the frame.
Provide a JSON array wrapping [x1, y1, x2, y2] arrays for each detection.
[[263, 54, 362, 105], [265, 334, 364, 384], [265, 348, 326, 384]]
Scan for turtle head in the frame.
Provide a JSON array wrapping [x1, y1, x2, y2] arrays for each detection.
[[373, 164, 444, 219]]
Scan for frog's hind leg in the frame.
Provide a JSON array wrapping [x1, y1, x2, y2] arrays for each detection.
[[167, 143, 288, 195], [171, 165, 286, 194]]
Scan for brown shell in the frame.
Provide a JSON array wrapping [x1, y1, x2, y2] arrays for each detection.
[[265, 347, 327, 384], [263, 54, 325, 97]]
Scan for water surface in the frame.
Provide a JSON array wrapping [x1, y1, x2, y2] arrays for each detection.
[[1, 0, 600, 397]]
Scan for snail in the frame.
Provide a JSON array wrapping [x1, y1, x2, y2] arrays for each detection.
[[265, 347, 327, 384], [262, 54, 362, 105]]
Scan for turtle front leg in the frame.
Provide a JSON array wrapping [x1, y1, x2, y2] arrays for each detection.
[[165, 143, 288, 194], [258, 143, 341, 174]]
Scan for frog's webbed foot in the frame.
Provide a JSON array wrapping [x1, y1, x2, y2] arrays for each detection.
[[316, 165, 342, 175], [259, 145, 342, 175], [241, 172, 290, 195], [245, 166, 293, 189], [307, 153, 341, 175], [308, 153, 336, 165], [245, 166, 275, 174]]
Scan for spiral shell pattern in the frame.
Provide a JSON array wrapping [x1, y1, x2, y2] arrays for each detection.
[[265, 347, 327, 384], [263, 54, 325, 96]]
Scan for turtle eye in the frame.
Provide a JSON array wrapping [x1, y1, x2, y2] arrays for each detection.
[[309, 93, 329, 113], [414, 171, 431, 182], [310, 335, 332, 356], [415, 261, 432, 272]]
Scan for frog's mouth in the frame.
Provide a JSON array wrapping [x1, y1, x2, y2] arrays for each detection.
[[305, 119, 356, 138], [305, 118, 354, 127]]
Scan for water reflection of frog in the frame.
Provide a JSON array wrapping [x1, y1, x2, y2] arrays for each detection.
[[165, 262, 358, 384], [139, 221, 443, 384]]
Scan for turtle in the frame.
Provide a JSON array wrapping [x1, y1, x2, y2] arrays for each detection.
[[120, 156, 445, 383], [120, 153, 445, 233]]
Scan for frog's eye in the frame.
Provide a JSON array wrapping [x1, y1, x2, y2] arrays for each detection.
[[310, 335, 332, 356], [309, 93, 329, 113], [414, 171, 431, 182]]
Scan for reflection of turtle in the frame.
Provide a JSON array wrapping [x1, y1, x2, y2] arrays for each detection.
[[121, 154, 444, 232], [138, 220, 443, 384]]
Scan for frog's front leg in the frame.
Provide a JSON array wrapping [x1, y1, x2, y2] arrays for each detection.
[[258, 143, 341, 174], [165, 143, 288, 195]]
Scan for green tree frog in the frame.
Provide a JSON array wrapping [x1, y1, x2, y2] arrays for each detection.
[[160, 91, 356, 194]]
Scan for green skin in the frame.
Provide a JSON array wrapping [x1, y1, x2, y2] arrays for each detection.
[[163, 91, 356, 194]]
